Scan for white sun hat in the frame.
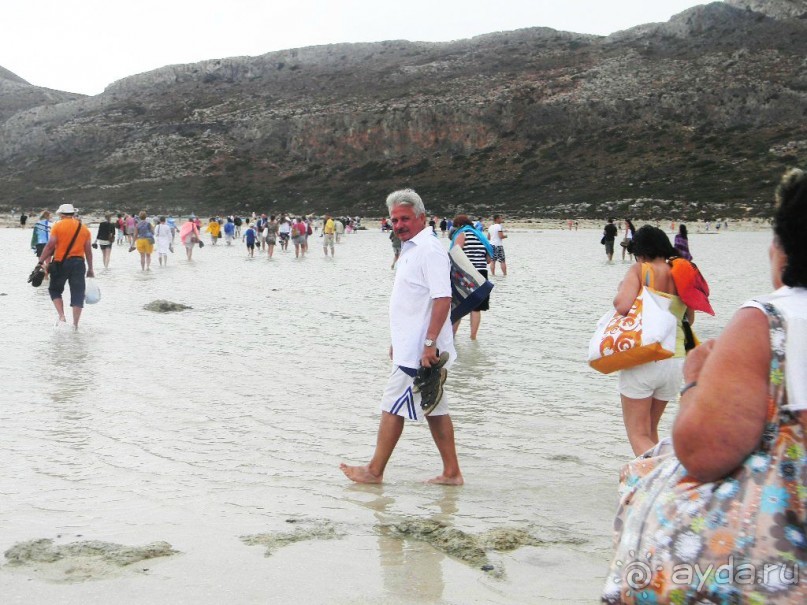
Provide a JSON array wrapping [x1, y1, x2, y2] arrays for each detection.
[[56, 203, 77, 214]]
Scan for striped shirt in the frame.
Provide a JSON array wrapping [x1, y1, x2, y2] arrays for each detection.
[[461, 230, 488, 271]]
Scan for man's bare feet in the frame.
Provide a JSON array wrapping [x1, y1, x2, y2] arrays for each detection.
[[426, 474, 464, 486], [340, 463, 383, 484]]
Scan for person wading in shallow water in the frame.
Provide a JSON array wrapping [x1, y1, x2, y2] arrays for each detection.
[[340, 189, 463, 485], [38, 203, 95, 330], [602, 218, 618, 262]]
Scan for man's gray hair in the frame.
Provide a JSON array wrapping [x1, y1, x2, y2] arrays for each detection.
[[386, 189, 426, 217]]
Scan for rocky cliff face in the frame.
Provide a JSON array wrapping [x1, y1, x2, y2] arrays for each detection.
[[1, 0, 805, 218], [726, 0, 807, 19]]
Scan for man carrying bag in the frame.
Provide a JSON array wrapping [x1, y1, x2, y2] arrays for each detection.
[[37, 204, 95, 330]]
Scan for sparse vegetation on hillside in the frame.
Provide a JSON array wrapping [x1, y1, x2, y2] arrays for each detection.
[[0, 1, 805, 218]]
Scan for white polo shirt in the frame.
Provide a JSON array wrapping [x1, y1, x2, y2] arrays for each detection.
[[389, 227, 456, 369], [489, 223, 504, 246]]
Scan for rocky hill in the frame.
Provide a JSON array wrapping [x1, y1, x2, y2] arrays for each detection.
[[1, 0, 805, 219], [0, 67, 83, 123]]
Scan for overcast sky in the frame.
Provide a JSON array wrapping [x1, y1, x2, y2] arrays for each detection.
[[3, 0, 709, 96]]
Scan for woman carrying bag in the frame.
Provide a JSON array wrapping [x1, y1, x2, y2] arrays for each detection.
[[450, 214, 494, 341], [612, 226, 694, 457], [603, 169, 807, 604]]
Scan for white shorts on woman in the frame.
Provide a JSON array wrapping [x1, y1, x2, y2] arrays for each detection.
[[618, 357, 684, 401]]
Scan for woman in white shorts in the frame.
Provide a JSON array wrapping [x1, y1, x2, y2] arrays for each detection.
[[612, 225, 693, 456]]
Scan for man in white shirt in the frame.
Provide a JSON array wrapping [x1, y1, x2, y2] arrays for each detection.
[[340, 189, 463, 485], [278, 216, 291, 251], [488, 214, 508, 276]]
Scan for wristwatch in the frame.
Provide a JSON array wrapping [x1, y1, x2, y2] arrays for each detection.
[[424, 338, 436, 348]]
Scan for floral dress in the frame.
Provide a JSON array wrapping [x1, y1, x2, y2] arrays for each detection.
[[603, 303, 806, 604]]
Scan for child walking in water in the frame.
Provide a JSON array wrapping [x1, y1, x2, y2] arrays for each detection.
[[243, 223, 257, 257]]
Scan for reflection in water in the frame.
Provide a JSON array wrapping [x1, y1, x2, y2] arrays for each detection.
[[44, 331, 93, 450], [48, 330, 91, 394], [378, 524, 445, 603], [451, 341, 494, 421], [344, 484, 451, 602]]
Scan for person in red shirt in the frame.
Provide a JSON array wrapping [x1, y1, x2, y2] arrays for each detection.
[[37, 203, 95, 329]]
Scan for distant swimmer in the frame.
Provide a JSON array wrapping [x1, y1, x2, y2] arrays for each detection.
[[340, 189, 462, 485]]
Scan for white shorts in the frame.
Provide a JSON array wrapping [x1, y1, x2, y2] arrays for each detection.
[[618, 357, 684, 401], [380, 366, 449, 422]]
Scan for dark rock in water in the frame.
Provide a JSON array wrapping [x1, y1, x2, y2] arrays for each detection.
[[143, 300, 192, 313]]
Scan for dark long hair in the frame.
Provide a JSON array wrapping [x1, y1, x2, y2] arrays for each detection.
[[678, 224, 688, 240], [631, 225, 677, 260]]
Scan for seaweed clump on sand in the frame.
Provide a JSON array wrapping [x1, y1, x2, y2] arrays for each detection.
[[240, 519, 345, 556], [143, 300, 192, 313], [379, 519, 546, 577], [3, 538, 179, 582]]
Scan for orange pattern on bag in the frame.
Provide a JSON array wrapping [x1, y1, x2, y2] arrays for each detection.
[[599, 296, 643, 357]]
